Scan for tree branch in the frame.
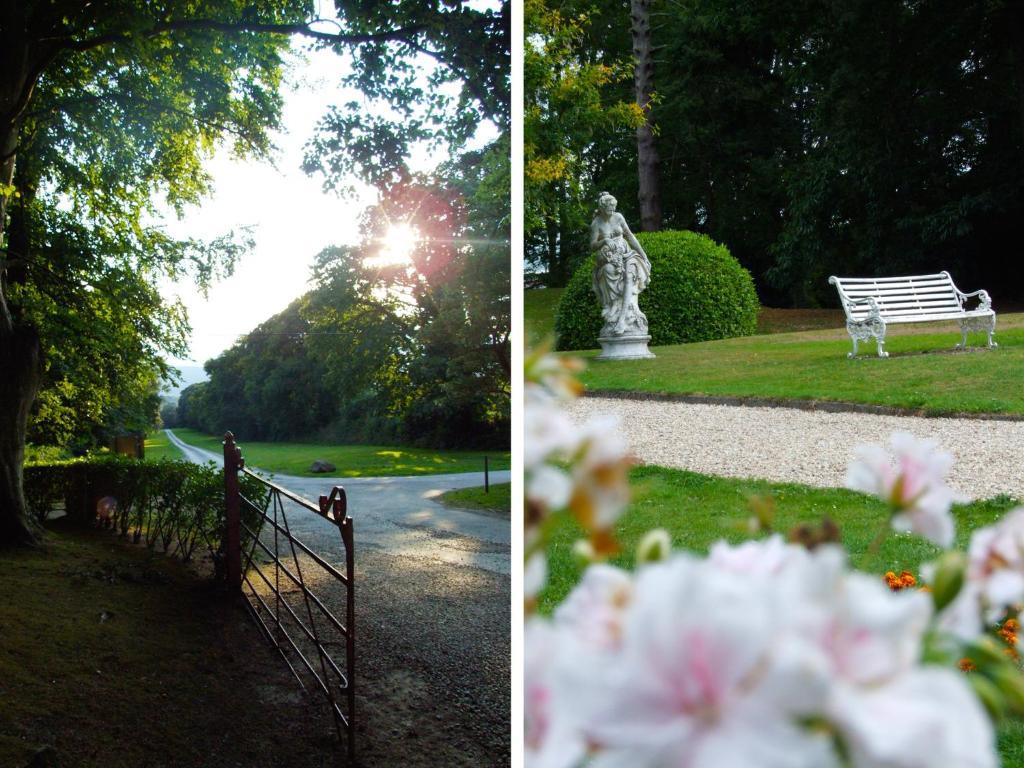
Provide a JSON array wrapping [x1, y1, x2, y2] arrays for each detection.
[[47, 18, 425, 53]]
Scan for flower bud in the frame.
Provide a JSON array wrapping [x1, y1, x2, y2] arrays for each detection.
[[929, 550, 967, 612], [572, 538, 597, 567], [636, 528, 671, 564]]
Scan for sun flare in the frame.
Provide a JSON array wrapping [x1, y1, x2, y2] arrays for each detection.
[[364, 223, 420, 268]]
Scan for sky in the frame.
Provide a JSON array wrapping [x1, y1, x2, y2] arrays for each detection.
[[159, 39, 439, 369]]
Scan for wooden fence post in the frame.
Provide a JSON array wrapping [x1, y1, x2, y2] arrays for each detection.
[[223, 431, 242, 591]]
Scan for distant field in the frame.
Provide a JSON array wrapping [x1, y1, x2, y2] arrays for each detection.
[[144, 431, 184, 461], [524, 287, 564, 344], [167, 428, 510, 478]]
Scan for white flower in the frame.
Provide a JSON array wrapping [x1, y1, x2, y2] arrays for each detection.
[[554, 564, 632, 652], [846, 432, 961, 547], [830, 668, 996, 768], [817, 571, 932, 687], [527, 464, 573, 514], [708, 534, 809, 577], [524, 386, 581, 470], [525, 551, 548, 603], [525, 541, 997, 768], [567, 415, 633, 536]]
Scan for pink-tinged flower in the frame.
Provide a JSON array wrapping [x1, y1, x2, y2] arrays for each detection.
[[568, 557, 840, 768], [527, 541, 998, 768], [816, 571, 932, 687], [845, 432, 961, 547], [937, 507, 1024, 640], [525, 619, 586, 768], [554, 564, 632, 652], [708, 534, 808, 577], [967, 507, 1024, 611]]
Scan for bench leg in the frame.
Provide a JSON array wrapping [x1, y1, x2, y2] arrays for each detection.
[[957, 315, 998, 349], [846, 318, 887, 358], [956, 323, 969, 349]]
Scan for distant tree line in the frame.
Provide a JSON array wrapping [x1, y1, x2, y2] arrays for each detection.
[[526, 0, 1024, 306], [175, 141, 511, 450]]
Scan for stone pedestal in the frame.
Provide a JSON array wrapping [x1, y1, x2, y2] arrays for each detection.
[[596, 334, 655, 360]]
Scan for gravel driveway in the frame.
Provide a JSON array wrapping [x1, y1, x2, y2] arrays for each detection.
[[164, 429, 510, 766], [568, 396, 1024, 501]]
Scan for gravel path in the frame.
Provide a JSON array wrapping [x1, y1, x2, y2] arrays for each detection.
[[569, 396, 1024, 501]]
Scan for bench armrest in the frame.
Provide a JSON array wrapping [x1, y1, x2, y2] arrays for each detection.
[[954, 288, 993, 312], [829, 276, 881, 318]]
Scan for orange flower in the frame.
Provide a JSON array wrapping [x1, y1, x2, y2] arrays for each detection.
[[959, 657, 977, 673], [884, 569, 918, 591], [998, 618, 1019, 661]]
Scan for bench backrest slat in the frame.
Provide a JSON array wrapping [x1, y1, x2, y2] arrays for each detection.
[[829, 272, 967, 321]]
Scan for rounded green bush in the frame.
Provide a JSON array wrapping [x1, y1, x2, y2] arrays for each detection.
[[554, 230, 759, 350]]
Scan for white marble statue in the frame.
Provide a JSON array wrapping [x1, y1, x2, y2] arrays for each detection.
[[590, 192, 655, 359]]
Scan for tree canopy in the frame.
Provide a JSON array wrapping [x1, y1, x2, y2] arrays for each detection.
[[178, 134, 511, 450], [526, 0, 1024, 306]]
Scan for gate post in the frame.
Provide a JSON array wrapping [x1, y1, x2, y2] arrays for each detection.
[[223, 431, 242, 591]]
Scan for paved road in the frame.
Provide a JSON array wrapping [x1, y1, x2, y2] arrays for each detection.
[[164, 429, 511, 574]]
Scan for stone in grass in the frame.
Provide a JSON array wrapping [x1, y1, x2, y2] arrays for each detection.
[[309, 460, 337, 474]]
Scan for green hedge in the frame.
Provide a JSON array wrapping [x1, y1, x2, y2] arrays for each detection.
[[554, 230, 759, 350], [24, 456, 268, 569]]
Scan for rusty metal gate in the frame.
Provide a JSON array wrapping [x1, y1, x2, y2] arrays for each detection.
[[222, 432, 355, 760]]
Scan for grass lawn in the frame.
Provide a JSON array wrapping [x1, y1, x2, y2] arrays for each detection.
[[143, 430, 184, 461], [0, 522, 338, 767], [168, 427, 510, 478], [576, 316, 1024, 416], [537, 465, 1024, 764], [438, 482, 511, 518], [538, 465, 1022, 612]]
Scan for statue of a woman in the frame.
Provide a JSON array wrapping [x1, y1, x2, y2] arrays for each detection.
[[591, 192, 652, 339]]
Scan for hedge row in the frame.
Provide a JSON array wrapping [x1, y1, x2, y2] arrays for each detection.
[[24, 456, 268, 570]]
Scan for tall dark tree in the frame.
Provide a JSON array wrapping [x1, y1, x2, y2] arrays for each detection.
[[631, 0, 662, 230]]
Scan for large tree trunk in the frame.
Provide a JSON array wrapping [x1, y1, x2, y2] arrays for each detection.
[[0, 10, 44, 546], [0, 324, 42, 546], [631, 0, 662, 231]]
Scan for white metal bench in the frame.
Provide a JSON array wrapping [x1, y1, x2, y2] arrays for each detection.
[[828, 271, 996, 358]]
